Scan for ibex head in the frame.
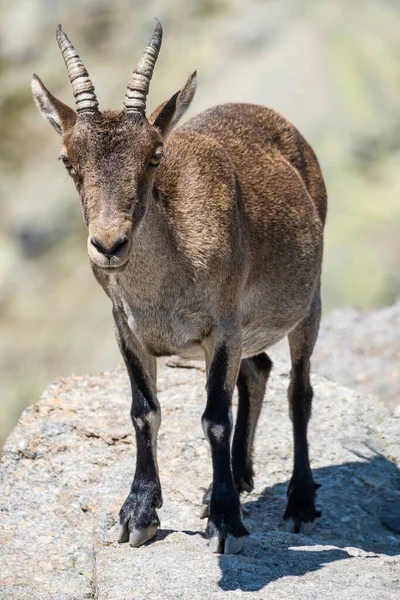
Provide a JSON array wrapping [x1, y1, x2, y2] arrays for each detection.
[[31, 21, 197, 270]]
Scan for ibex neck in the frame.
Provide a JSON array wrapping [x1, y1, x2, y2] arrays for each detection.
[[118, 189, 178, 290]]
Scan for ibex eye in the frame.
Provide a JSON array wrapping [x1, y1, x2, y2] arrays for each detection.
[[149, 152, 163, 167], [59, 155, 76, 174]]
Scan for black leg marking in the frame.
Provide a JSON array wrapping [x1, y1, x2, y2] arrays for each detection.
[[283, 292, 322, 533], [200, 353, 271, 520], [232, 353, 272, 494], [202, 343, 248, 554], [114, 310, 162, 547], [283, 360, 321, 533]]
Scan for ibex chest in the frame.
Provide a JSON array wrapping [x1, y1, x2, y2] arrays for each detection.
[[110, 278, 210, 358]]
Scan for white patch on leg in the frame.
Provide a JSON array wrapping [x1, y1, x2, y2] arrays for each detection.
[[134, 410, 161, 462], [134, 417, 145, 430], [201, 418, 227, 443], [147, 410, 161, 464], [210, 424, 225, 442]]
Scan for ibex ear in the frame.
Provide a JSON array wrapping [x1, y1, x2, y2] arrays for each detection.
[[150, 71, 197, 138], [31, 74, 76, 136]]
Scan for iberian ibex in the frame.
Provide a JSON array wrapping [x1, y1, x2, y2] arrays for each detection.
[[31, 20, 327, 554]]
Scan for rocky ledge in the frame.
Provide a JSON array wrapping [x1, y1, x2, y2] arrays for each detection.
[[0, 356, 399, 599]]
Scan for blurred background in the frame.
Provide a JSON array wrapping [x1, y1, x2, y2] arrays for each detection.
[[1, 0, 400, 446]]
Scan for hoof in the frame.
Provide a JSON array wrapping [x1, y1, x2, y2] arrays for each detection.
[[200, 475, 251, 521], [202, 480, 248, 554], [283, 517, 317, 535], [118, 522, 159, 547], [208, 533, 223, 553], [199, 483, 212, 520], [206, 508, 248, 555], [208, 533, 246, 554], [224, 534, 246, 554], [118, 524, 130, 543], [283, 480, 321, 534], [200, 503, 210, 519], [233, 468, 254, 494], [118, 488, 161, 548], [129, 524, 159, 547], [236, 478, 253, 494]]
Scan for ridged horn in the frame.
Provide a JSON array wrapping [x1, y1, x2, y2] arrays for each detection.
[[124, 19, 163, 114], [56, 24, 99, 113]]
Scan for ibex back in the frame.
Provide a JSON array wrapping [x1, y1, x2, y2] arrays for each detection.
[[32, 20, 327, 554]]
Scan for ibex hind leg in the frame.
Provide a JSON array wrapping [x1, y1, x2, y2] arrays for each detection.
[[283, 290, 322, 534], [200, 353, 272, 518], [233, 352, 272, 492], [201, 339, 249, 554]]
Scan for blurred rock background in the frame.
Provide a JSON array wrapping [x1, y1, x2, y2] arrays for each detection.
[[1, 0, 399, 445]]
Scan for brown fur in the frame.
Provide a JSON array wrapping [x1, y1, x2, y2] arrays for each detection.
[[32, 25, 327, 553]]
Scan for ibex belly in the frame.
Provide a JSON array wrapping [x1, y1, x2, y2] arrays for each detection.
[[176, 324, 292, 360], [240, 324, 294, 358], [119, 303, 296, 361], [114, 273, 313, 360]]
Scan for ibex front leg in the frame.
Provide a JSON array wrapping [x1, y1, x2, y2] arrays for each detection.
[[113, 310, 162, 547], [202, 334, 248, 554]]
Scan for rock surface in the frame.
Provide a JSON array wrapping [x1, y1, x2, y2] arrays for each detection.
[[271, 300, 400, 412], [0, 362, 399, 599]]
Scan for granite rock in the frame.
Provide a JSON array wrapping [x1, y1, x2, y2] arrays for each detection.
[[0, 362, 399, 599], [270, 300, 400, 411]]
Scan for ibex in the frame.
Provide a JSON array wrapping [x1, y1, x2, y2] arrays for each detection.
[[32, 20, 326, 554]]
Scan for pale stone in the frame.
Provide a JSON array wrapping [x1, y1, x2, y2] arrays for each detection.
[[0, 361, 399, 599]]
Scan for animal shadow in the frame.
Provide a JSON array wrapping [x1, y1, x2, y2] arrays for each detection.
[[218, 452, 400, 591]]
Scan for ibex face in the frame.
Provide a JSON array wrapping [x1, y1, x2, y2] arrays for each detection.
[[31, 21, 197, 270], [57, 111, 163, 270]]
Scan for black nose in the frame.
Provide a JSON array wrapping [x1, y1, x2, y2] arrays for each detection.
[[91, 235, 129, 257]]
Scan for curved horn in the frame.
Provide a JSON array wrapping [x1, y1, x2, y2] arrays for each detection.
[[56, 24, 99, 113], [124, 19, 163, 114]]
